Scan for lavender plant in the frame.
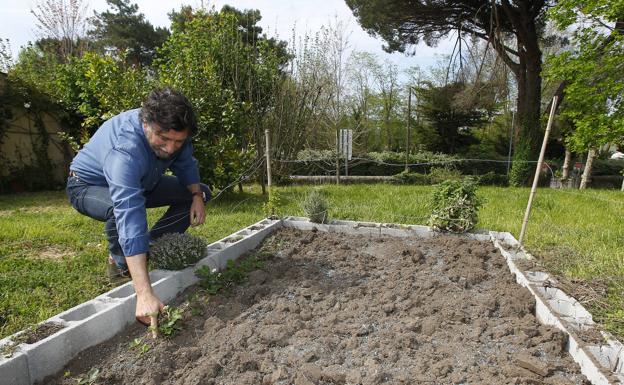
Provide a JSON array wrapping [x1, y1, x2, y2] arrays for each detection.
[[302, 189, 329, 223], [150, 233, 207, 270]]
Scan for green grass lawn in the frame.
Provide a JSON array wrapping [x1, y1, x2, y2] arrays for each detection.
[[0, 184, 622, 340]]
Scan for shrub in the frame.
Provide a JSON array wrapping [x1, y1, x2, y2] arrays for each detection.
[[428, 179, 481, 233], [428, 166, 462, 184], [302, 188, 329, 223], [392, 171, 431, 185], [150, 233, 207, 270]]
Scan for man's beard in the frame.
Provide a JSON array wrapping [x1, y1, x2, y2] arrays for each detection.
[[151, 145, 174, 160]]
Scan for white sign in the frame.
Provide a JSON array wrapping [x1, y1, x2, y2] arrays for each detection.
[[339, 129, 353, 160]]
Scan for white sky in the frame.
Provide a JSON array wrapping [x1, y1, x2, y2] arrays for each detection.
[[0, 0, 454, 76]]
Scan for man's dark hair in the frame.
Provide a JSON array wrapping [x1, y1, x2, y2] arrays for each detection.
[[139, 87, 197, 135]]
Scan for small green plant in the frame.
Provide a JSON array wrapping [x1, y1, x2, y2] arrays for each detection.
[[195, 256, 264, 294], [262, 188, 282, 218], [129, 337, 143, 349], [129, 337, 151, 357], [76, 368, 100, 385], [186, 293, 206, 316], [428, 179, 481, 233], [302, 188, 329, 223], [154, 305, 184, 337], [150, 233, 207, 270]]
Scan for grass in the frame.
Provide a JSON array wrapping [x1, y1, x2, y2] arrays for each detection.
[[0, 184, 622, 340]]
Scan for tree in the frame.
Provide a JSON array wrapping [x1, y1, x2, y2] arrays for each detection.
[[157, 7, 287, 190], [89, 0, 170, 66], [415, 81, 485, 154], [30, 0, 90, 60], [345, 0, 550, 185], [545, 0, 624, 188], [346, 51, 378, 150]]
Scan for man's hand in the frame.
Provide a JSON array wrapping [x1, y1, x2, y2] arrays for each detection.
[[126, 253, 165, 338], [190, 195, 205, 227], [136, 291, 165, 338]]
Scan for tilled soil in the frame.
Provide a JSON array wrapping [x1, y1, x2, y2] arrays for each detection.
[[45, 228, 588, 385]]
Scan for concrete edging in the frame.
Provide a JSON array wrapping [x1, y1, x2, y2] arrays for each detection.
[[0, 218, 281, 385], [0, 217, 621, 384]]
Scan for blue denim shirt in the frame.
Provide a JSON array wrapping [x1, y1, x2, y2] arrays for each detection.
[[69, 109, 200, 256]]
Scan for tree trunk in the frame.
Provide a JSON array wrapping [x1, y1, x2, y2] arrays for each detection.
[[579, 148, 596, 190], [492, 2, 544, 186], [561, 148, 572, 180]]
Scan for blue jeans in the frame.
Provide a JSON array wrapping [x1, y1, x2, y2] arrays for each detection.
[[66, 175, 211, 272]]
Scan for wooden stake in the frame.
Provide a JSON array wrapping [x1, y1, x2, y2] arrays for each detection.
[[519, 96, 558, 247], [265, 129, 272, 190]]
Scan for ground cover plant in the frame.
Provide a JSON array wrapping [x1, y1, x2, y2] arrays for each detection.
[[44, 228, 593, 384], [0, 184, 622, 341]]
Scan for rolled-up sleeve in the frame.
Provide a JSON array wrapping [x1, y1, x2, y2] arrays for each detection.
[[103, 148, 150, 256], [170, 141, 200, 187]]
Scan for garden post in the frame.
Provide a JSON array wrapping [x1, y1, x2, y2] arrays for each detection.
[[519, 96, 558, 246]]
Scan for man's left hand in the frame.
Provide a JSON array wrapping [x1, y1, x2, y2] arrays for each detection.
[[190, 195, 205, 226]]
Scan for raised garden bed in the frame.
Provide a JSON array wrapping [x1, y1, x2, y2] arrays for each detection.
[[2, 218, 622, 385], [43, 228, 593, 384]]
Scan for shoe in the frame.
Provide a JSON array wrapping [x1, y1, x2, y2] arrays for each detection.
[[107, 256, 132, 285]]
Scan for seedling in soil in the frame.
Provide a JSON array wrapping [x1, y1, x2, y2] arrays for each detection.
[[76, 367, 100, 385], [186, 293, 207, 316], [129, 337, 151, 357], [129, 337, 143, 349], [147, 305, 185, 338], [195, 256, 264, 294], [137, 343, 151, 357]]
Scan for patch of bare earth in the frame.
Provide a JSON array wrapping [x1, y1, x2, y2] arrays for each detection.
[[45, 228, 589, 385]]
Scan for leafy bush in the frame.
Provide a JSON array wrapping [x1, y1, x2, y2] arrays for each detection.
[[428, 166, 462, 184], [392, 171, 431, 185], [150, 233, 207, 270], [428, 179, 481, 233], [302, 188, 329, 223]]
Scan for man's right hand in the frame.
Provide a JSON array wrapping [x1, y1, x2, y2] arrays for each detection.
[[136, 290, 165, 337], [125, 253, 165, 337]]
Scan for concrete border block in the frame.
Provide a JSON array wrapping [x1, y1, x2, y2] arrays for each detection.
[[0, 350, 29, 385], [491, 233, 621, 384], [17, 298, 128, 384], [204, 219, 282, 271], [19, 322, 70, 384]]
